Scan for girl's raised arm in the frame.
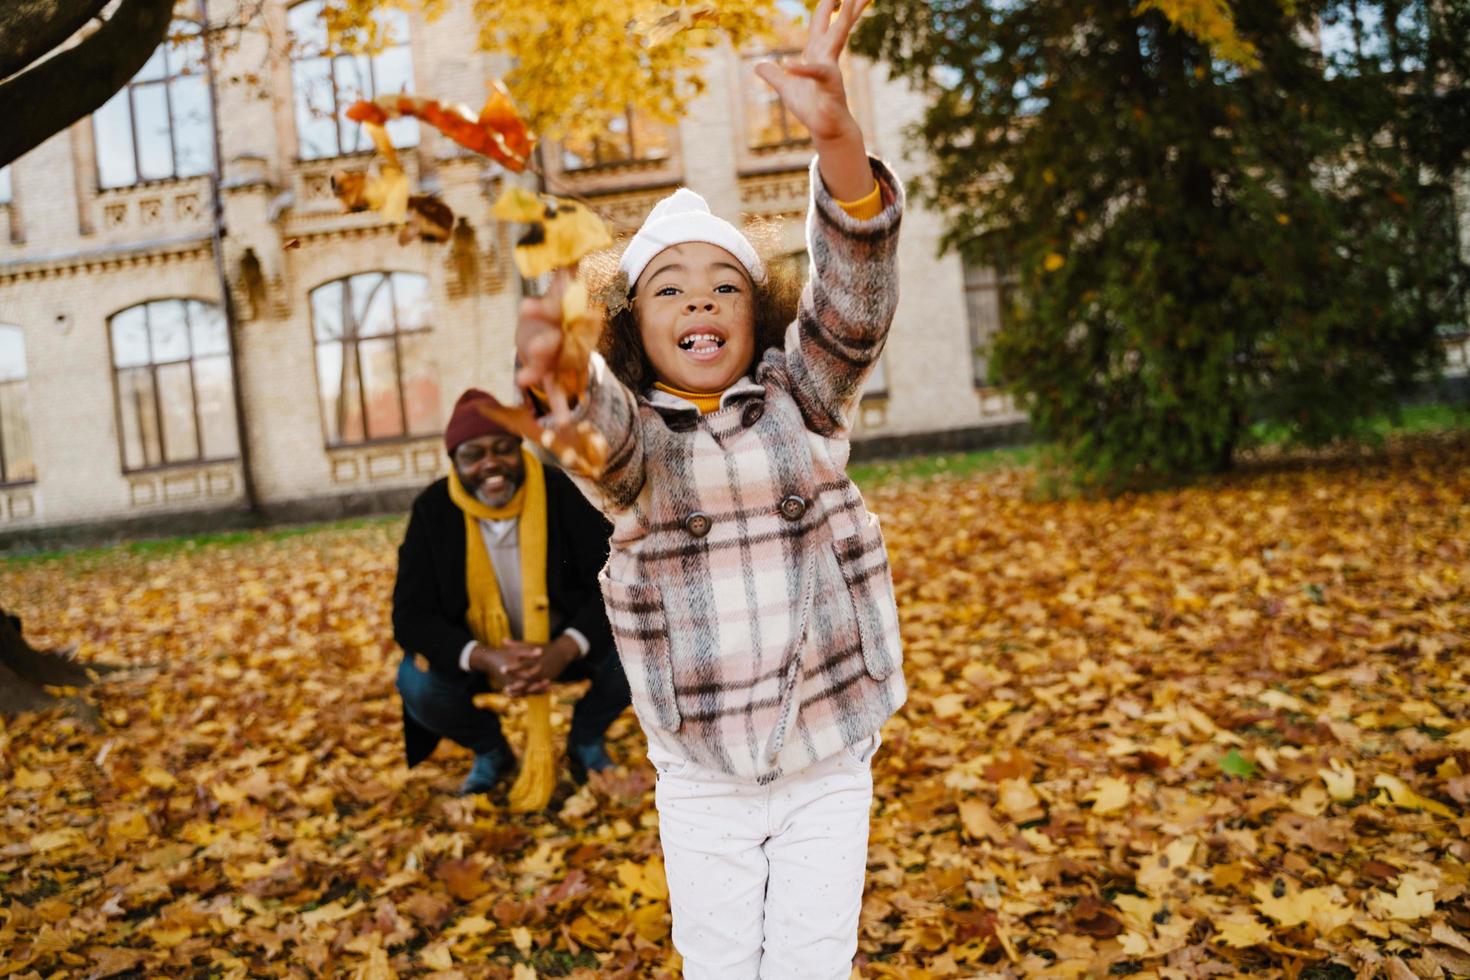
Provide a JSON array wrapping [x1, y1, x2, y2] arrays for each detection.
[[754, 0, 875, 202]]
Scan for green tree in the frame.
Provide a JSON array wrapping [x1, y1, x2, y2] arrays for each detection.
[[859, 0, 1469, 488]]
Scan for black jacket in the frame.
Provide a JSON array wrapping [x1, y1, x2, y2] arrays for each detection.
[[391, 470, 615, 760]]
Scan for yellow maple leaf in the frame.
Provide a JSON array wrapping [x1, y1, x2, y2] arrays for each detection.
[[1370, 874, 1437, 921], [631, 901, 671, 942], [28, 829, 83, 853], [930, 692, 968, 719], [1252, 882, 1353, 936], [1373, 774, 1456, 818], [14, 767, 52, 789], [447, 915, 494, 937], [1083, 777, 1131, 815], [616, 857, 670, 901], [1213, 912, 1271, 948], [1318, 758, 1355, 802], [419, 944, 453, 970], [511, 925, 533, 956]]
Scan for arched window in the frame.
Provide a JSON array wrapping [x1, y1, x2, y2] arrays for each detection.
[[310, 272, 439, 445], [92, 19, 214, 188], [0, 326, 36, 484], [109, 300, 238, 471], [289, 1, 417, 160], [0, 165, 12, 206]]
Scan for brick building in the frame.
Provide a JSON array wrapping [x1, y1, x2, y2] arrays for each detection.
[[0, 1, 1023, 540], [2, 5, 1465, 542]]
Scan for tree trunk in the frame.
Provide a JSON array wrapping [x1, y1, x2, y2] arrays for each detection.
[[0, 608, 120, 721]]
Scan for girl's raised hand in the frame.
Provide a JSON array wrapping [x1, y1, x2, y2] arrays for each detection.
[[753, 0, 874, 200]]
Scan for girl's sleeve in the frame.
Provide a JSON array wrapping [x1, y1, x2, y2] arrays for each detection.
[[782, 155, 905, 438], [553, 352, 648, 512]]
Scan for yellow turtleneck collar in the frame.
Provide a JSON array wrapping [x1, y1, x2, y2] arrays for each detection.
[[653, 381, 724, 415]]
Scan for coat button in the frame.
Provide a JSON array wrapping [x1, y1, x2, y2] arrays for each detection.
[[778, 495, 808, 522], [684, 512, 713, 538], [741, 401, 765, 427]]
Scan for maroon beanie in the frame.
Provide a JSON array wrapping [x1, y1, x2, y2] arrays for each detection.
[[444, 388, 513, 453]]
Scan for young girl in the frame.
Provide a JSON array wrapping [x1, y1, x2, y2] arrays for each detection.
[[516, 1, 904, 974]]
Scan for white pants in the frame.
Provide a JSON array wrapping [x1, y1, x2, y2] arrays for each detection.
[[650, 736, 878, 980]]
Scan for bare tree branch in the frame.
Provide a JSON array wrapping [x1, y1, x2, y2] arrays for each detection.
[[0, 0, 174, 167], [0, 0, 113, 81]]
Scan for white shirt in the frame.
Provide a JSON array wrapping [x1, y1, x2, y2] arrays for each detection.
[[458, 516, 589, 672]]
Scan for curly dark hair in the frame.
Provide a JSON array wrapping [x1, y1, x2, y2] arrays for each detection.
[[596, 256, 806, 393]]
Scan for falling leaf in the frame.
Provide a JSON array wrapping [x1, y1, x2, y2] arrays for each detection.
[[400, 196, 455, 245], [331, 123, 409, 223], [347, 81, 536, 172], [630, 3, 720, 47], [491, 189, 613, 279]]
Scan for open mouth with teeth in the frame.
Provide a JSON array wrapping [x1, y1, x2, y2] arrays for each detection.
[[677, 331, 727, 361]]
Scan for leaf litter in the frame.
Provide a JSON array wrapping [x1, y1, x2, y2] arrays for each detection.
[[0, 432, 1466, 977]]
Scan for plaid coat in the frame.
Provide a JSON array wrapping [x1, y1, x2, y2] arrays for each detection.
[[568, 156, 907, 783]]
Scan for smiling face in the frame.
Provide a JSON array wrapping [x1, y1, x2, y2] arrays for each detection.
[[451, 434, 525, 508], [632, 242, 756, 394]]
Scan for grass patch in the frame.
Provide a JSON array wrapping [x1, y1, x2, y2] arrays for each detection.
[[850, 443, 1039, 488], [2, 515, 402, 567], [1249, 400, 1470, 446]]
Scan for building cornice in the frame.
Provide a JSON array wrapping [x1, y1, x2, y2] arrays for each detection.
[[0, 233, 215, 284]]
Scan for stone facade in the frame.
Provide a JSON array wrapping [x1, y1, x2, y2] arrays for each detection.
[[0, 1, 1014, 536]]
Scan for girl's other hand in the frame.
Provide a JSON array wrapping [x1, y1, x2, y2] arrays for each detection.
[[753, 0, 874, 201], [515, 284, 565, 392], [754, 0, 869, 142]]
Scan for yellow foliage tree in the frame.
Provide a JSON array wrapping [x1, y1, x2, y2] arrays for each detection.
[[322, 0, 784, 139]]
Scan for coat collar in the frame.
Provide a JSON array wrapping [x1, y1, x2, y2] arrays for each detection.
[[642, 375, 765, 418]]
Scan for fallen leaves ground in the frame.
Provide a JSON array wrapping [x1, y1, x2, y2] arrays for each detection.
[[2, 432, 1468, 978]]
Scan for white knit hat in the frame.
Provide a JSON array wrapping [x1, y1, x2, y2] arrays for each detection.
[[618, 188, 766, 292]]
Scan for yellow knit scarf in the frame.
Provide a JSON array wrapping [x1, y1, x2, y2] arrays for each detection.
[[447, 449, 556, 811]]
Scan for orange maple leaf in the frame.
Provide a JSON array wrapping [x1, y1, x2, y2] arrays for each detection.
[[346, 80, 536, 171]]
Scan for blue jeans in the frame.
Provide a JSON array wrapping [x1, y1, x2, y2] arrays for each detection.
[[396, 651, 631, 758]]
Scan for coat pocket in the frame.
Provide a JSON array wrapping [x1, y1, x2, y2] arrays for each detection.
[[600, 575, 682, 732], [831, 513, 901, 682]]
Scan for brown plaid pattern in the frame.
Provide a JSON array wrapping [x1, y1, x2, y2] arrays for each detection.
[[572, 157, 909, 783]]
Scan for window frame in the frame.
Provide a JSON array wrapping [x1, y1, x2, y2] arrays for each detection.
[[963, 263, 1016, 390], [107, 299, 240, 474], [0, 324, 37, 487], [559, 108, 673, 173], [91, 18, 214, 190], [287, 0, 418, 162], [309, 271, 439, 449], [0, 165, 11, 207]]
